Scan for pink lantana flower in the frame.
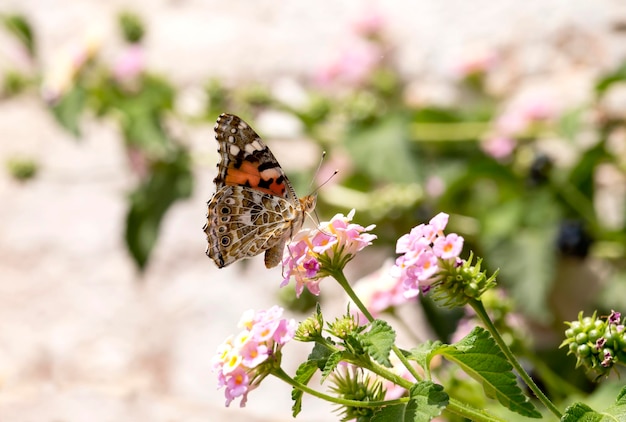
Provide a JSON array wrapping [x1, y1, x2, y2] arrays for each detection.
[[314, 39, 381, 88], [212, 306, 295, 407], [433, 233, 464, 259], [481, 135, 517, 160], [392, 212, 464, 298], [113, 44, 145, 82], [352, 9, 386, 37], [282, 209, 376, 297], [483, 95, 559, 160], [453, 47, 498, 79]]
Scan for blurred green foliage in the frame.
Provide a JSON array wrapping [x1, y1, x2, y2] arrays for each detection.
[[5, 156, 38, 181], [118, 11, 145, 44], [1, 14, 35, 57]]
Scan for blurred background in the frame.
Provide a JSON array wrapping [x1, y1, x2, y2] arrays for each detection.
[[1, 1, 626, 421]]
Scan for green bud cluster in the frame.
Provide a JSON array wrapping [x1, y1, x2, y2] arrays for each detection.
[[431, 252, 498, 308], [561, 310, 626, 376], [295, 304, 325, 342]]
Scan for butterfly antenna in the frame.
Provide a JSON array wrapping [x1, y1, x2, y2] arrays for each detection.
[[308, 151, 327, 191], [308, 169, 339, 232]]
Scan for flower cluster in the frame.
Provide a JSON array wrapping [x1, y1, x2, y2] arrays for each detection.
[[282, 210, 376, 297], [212, 306, 296, 407], [41, 28, 102, 103], [561, 310, 626, 375], [391, 212, 464, 298], [482, 96, 558, 160]]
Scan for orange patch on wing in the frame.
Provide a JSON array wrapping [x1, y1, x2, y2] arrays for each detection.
[[224, 163, 287, 197], [224, 167, 261, 186]]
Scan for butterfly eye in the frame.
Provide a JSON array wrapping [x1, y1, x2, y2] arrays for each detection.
[[221, 206, 231, 214], [218, 225, 227, 233], [224, 198, 236, 205], [220, 236, 231, 246], [220, 216, 230, 223]]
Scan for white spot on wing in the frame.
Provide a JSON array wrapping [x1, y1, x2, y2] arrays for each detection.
[[239, 213, 253, 225], [230, 144, 240, 155]]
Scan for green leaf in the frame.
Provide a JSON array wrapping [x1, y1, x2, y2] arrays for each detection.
[[371, 404, 408, 422], [2, 14, 35, 56], [560, 386, 626, 422], [291, 360, 318, 417], [51, 86, 86, 137], [125, 148, 193, 269], [308, 342, 333, 370], [561, 403, 602, 422], [370, 381, 448, 422], [321, 351, 343, 382], [406, 340, 444, 373], [595, 62, 626, 96], [441, 327, 541, 418], [359, 319, 396, 368], [561, 387, 626, 422], [409, 382, 449, 419], [345, 114, 420, 184]]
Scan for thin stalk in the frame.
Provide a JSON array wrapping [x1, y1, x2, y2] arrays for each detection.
[[446, 397, 507, 422], [331, 269, 423, 383]]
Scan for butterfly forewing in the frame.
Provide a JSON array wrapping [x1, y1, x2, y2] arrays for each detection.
[[213, 114, 297, 201]]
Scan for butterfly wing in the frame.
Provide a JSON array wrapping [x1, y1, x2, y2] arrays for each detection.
[[213, 113, 298, 203], [205, 185, 298, 268]]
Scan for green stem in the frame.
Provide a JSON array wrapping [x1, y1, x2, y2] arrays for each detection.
[[410, 121, 491, 141], [469, 299, 562, 419], [272, 367, 407, 408], [446, 397, 507, 422], [352, 357, 414, 390], [331, 269, 423, 383]]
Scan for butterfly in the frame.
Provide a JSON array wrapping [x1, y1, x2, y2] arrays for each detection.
[[203, 113, 316, 268]]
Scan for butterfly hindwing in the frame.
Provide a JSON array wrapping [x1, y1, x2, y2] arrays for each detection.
[[205, 185, 298, 268]]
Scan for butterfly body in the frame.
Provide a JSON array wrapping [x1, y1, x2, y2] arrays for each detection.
[[204, 113, 316, 268]]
